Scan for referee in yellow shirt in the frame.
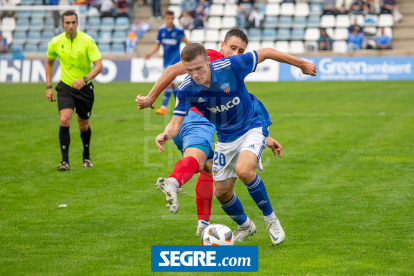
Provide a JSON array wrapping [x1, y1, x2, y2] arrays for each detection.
[[45, 11, 103, 171]]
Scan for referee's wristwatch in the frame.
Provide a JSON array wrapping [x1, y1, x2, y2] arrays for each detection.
[[83, 77, 89, 84]]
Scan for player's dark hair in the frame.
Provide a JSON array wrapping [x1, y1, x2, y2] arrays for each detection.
[[165, 10, 175, 16], [61, 11, 78, 22], [224, 28, 249, 45], [181, 43, 207, 62]]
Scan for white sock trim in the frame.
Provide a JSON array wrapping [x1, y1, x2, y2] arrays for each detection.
[[239, 217, 251, 228], [264, 212, 277, 222]]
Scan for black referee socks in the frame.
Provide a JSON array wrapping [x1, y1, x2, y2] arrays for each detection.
[[59, 126, 70, 163], [81, 127, 91, 160]]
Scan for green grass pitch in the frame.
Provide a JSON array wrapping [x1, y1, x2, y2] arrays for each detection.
[[0, 81, 413, 275]]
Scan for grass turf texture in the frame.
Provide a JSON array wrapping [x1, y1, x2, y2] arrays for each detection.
[[0, 81, 413, 275]]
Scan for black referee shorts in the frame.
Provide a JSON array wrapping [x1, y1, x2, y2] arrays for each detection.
[[56, 81, 95, 120]]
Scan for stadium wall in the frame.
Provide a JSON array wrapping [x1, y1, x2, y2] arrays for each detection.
[[0, 57, 413, 83]]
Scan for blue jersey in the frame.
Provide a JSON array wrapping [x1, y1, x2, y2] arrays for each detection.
[[156, 24, 185, 67], [173, 51, 272, 143]]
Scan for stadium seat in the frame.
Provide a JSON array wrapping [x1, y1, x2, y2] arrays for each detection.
[[364, 14, 378, 26], [265, 3, 280, 16], [11, 44, 24, 53], [98, 31, 112, 44], [112, 31, 127, 43], [307, 16, 321, 28], [291, 29, 305, 41], [219, 29, 230, 39], [334, 28, 349, 40], [280, 3, 294, 16], [24, 44, 38, 53], [111, 43, 125, 53], [293, 17, 307, 28], [264, 16, 278, 28], [87, 17, 101, 30], [2, 32, 13, 44], [261, 28, 276, 41], [254, 3, 265, 13], [267, 0, 282, 3], [17, 10, 31, 19], [208, 17, 222, 29], [332, 40, 347, 53], [325, 28, 334, 38], [170, 0, 181, 4], [101, 17, 115, 31], [305, 41, 318, 51], [41, 31, 54, 42], [34, 0, 43, 4], [278, 16, 292, 28], [204, 42, 218, 50], [261, 41, 275, 49], [97, 43, 110, 53], [246, 41, 260, 53], [248, 28, 261, 41], [275, 41, 289, 52], [224, 4, 238, 16], [350, 14, 365, 26], [336, 15, 351, 28], [277, 28, 290, 40], [209, 4, 224, 16], [295, 3, 309, 17], [43, 18, 55, 31], [38, 43, 48, 53], [86, 31, 98, 41], [12, 31, 27, 44], [27, 31, 41, 44], [168, 5, 182, 18], [190, 29, 205, 43], [31, 10, 46, 19], [239, 3, 252, 13], [205, 29, 220, 42], [304, 28, 320, 41], [320, 15, 335, 28], [115, 17, 129, 30], [377, 27, 393, 38], [363, 27, 377, 36], [222, 17, 236, 29], [288, 41, 305, 54], [309, 4, 323, 16], [15, 18, 30, 31], [378, 14, 394, 27], [310, 0, 324, 3], [30, 18, 44, 31], [20, 0, 34, 4]]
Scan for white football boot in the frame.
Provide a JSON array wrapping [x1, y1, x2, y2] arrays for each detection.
[[195, 220, 210, 236], [233, 220, 257, 242], [155, 177, 179, 213], [266, 217, 285, 245]]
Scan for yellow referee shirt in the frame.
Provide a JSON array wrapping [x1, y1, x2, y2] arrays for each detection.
[[47, 31, 101, 86]]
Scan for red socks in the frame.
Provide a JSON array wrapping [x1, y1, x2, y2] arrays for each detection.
[[169, 156, 199, 187], [196, 172, 214, 221]]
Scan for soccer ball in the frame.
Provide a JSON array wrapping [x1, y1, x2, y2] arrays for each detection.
[[201, 224, 234, 245]]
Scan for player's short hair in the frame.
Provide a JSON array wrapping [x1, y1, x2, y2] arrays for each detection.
[[181, 43, 207, 63], [61, 11, 78, 22], [165, 10, 175, 17], [224, 28, 249, 46]]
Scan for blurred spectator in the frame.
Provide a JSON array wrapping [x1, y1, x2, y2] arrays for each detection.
[[180, 11, 194, 29], [48, 0, 61, 32], [180, 0, 197, 17], [335, 0, 353, 14], [317, 29, 333, 50], [115, 0, 129, 18], [348, 18, 362, 33], [350, 0, 363, 14], [236, 4, 250, 28], [375, 28, 392, 49], [197, 0, 209, 15], [151, 0, 162, 20], [1, 0, 16, 18], [238, 0, 254, 6], [193, 5, 207, 29], [364, 0, 380, 14], [323, 0, 340, 15], [248, 7, 263, 28], [100, 0, 114, 18], [381, 0, 397, 14], [347, 27, 366, 51], [127, 20, 152, 54], [0, 31, 9, 53]]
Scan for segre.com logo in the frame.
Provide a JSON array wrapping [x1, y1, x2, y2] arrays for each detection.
[[151, 246, 258, 272]]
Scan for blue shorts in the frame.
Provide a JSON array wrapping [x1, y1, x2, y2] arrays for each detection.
[[173, 111, 215, 161]]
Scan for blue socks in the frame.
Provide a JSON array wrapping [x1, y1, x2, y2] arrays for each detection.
[[245, 175, 273, 216], [161, 87, 176, 108], [221, 192, 248, 225]]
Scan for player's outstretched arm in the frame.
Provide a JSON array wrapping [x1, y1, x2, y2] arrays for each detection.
[[45, 57, 55, 102], [256, 48, 317, 76], [266, 136, 282, 158], [155, 115, 184, 153], [136, 62, 187, 109]]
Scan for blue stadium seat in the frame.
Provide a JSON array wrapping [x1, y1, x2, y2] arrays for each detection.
[[309, 4, 323, 16], [278, 16, 292, 28], [111, 43, 125, 53], [253, 3, 265, 13], [15, 18, 30, 31], [86, 31, 98, 41], [262, 28, 276, 41], [239, 3, 252, 13], [11, 44, 24, 53], [264, 16, 277, 28], [27, 31, 41, 43], [31, 10, 46, 19], [115, 17, 129, 30], [43, 18, 55, 30], [20, 0, 34, 4], [87, 17, 101, 30], [30, 19, 44, 31], [13, 31, 27, 44], [307, 16, 321, 28], [38, 43, 49, 53], [291, 29, 305, 40], [310, 0, 324, 3], [24, 44, 38, 53], [293, 17, 307, 28], [41, 30, 54, 42], [112, 31, 127, 43], [17, 10, 31, 19], [98, 31, 112, 43], [98, 43, 110, 53], [34, 0, 43, 5], [277, 28, 291, 40], [101, 17, 115, 31], [248, 28, 261, 41]]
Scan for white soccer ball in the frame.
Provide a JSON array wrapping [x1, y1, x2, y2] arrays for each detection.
[[201, 224, 234, 245]]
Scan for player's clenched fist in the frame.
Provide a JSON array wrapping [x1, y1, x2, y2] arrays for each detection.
[[136, 94, 155, 109], [46, 88, 55, 102], [155, 133, 170, 153], [300, 60, 317, 76]]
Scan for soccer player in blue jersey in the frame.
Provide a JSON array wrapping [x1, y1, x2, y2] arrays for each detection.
[[155, 43, 316, 244], [144, 10, 189, 115]]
